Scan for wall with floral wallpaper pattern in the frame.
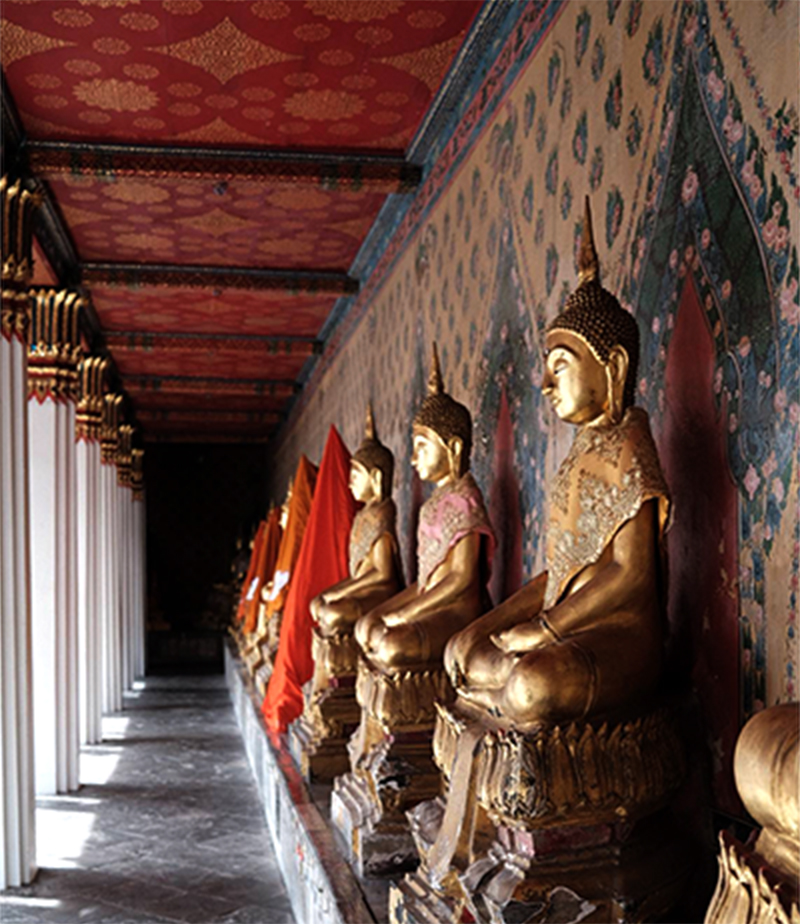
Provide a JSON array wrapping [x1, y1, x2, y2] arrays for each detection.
[[269, 0, 799, 817]]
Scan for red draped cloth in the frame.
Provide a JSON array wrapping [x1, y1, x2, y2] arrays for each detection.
[[262, 426, 357, 733], [242, 507, 283, 634], [236, 520, 265, 624], [265, 455, 317, 619]]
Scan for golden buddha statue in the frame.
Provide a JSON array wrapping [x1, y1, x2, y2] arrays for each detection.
[[230, 528, 258, 650], [242, 483, 291, 683], [291, 405, 404, 781], [705, 703, 799, 924], [331, 345, 495, 878], [392, 199, 686, 924]]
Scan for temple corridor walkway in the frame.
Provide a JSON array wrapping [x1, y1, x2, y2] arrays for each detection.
[[1, 675, 295, 924]]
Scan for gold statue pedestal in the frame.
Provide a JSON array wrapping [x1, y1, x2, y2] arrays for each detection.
[[390, 701, 688, 924], [330, 659, 452, 878], [289, 628, 362, 782], [705, 703, 799, 924], [244, 609, 282, 698]]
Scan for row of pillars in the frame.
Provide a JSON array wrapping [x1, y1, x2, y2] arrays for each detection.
[[1, 177, 147, 889]]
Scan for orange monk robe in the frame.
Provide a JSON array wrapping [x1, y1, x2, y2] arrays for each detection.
[[262, 426, 357, 733], [242, 507, 283, 634], [264, 455, 318, 619], [236, 520, 266, 623]]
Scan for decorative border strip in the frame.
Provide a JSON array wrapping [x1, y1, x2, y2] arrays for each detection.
[[105, 332, 320, 356], [82, 262, 358, 295], [28, 141, 421, 194], [124, 375, 298, 397]]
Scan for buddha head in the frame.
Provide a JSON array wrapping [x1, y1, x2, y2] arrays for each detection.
[[544, 196, 640, 426], [412, 343, 472, 485], [350, 403, 394, 504]]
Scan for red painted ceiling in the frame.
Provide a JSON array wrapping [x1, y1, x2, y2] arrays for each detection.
[[91, 285, 337, 337], [50, 175, 387, 269], [2, 0, 483, 439], [111, 345, 307, 380], [2, 0, 477, 151]]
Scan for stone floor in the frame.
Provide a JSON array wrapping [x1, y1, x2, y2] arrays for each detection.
[[1, 675, 295, 924]]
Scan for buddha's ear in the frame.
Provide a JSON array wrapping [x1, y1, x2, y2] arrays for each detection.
[[370, 467, 383, 501], [447, 436, 464, 479], [605, 345, 629, 424]]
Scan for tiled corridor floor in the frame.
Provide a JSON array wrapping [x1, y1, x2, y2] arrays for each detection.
[[1, 675, 295, 924]]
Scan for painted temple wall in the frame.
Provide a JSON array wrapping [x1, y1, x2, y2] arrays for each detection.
[[268, 0, 799, 814]]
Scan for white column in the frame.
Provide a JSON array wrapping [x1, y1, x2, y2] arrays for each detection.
[[131, 448, 146, 681], [0, 177, 38, 889], [136, 490, 146, 678], [102, 459, 122, 714], [77, 432, 102, 744], [28, 288, 82, 796], [29, 397, 60, 795], [62, 398, 79, 791], [120, 479, 132, 692], [1, 311, 37, 888], [100, 395, 125, 717], [100, 459, 113, 714]]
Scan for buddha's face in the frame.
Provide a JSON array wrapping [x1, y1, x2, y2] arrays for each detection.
[[349, 460, 375, 503], [543, 329, 609, 425], [411, 425, 452, 485]]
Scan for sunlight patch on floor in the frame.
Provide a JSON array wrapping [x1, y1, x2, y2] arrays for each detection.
[[80, 746, 122, 785], [1, 896, 63, 909], [101, 715, 130, 740], [35, 807, 95, 867]]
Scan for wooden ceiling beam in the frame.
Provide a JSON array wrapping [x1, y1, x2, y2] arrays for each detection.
[[26, 140, 421, 193], [123, 375, 299, 397], [144, 433, 271, 444], [82, 262, 358, 295], [105, 332, 321, 355], [137, 409, 280, 425]]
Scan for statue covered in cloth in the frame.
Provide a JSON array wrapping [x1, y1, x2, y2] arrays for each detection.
[[290, 404, 404, 781]]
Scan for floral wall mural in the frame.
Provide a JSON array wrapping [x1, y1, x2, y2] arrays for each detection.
[[268, 0, 799, 818]]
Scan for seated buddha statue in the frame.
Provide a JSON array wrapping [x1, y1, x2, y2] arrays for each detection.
[[311, 404, 402, 642], [354, 348, 495, 679], [446, 199, 668, 728], [392, 200, 686, 924], [331, 345, 494, 877], [242, 485, 290, 676], [290, 405, 404, 780]]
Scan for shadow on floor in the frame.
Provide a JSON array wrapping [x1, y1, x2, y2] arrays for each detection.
[[0, 675, 295, 924]]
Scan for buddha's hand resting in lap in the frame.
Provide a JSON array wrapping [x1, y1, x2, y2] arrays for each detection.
[[490, 616, 558, 654]]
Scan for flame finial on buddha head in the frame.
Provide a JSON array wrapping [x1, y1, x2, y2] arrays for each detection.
[[352, 402, 394, 497], [547, 196, 640, 409], [413, 343, 472, 470]]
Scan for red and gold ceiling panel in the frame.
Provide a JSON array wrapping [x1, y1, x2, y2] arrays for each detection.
[[112, 345, 307, 380], [49, 175, 386, 268], [2, 0, 481, 151], [91, 285, 333, 337]]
